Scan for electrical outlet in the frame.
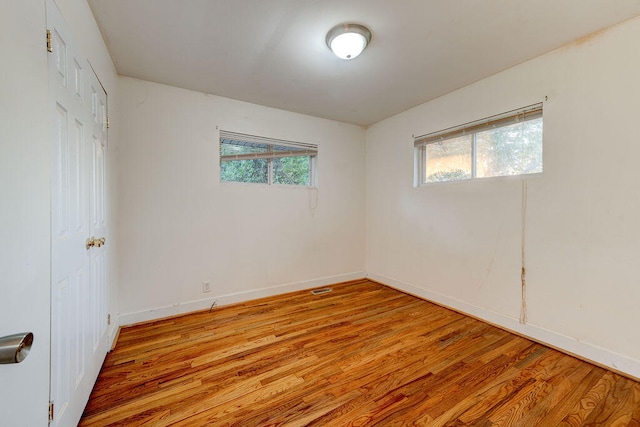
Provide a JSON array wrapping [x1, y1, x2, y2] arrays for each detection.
[[202, 281, 211, 293]]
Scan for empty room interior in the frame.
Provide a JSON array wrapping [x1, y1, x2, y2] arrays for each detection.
[[3, 0, 640, 425]]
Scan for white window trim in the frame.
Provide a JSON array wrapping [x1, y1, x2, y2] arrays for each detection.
[[219, 130, 318, 187], [414, 103, 543, 187]]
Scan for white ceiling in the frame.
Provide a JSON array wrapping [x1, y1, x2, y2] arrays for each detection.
[[88, 0, 640, 126]]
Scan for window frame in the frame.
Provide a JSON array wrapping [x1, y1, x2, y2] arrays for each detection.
[[219, 130, 318, 188], [414, 103, 543, 186]]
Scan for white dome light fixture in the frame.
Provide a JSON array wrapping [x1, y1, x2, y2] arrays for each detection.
[[326, 23, 372, 60]]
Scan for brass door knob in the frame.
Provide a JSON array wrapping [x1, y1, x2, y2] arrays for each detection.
[[86, 237, 106, 250], [86, 236, 96, 250]]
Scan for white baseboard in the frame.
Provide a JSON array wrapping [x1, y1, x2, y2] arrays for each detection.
[[367, 272, 640, 381], [107, 321, 120, 350], [118, 271, 366, 327]]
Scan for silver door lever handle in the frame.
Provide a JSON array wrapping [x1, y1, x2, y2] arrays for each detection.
[[0, 332, 33, 364]]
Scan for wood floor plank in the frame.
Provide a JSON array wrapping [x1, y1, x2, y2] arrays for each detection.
[[80, 280, 640, 426]]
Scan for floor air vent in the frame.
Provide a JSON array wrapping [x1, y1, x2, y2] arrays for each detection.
[[311, 288, 332, 295]]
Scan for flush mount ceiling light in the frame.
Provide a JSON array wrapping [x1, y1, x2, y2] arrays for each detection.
[[326, 23, 372, 60]]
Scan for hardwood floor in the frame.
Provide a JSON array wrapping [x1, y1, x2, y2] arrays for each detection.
[[80, 279, 640, 426]]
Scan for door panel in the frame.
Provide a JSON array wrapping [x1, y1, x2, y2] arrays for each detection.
[[48, 0, 109, 425], [90, 77, 108, 355], [0, 2, 51, 425]]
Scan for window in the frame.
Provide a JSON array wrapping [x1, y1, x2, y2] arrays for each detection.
[[219, 130, 317, 186], [414, 104, 543, 185]]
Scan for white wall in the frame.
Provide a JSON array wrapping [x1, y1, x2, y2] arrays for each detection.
[[117, 77, 366, 323], [366, 16, 640, 378]]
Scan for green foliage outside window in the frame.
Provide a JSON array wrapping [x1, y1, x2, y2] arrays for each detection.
[[221, 156, 311, 186], [219, 131, 316, 187], [476, 118, 543, 178], [427, 169, 472, 183], [220, 159, 269, 183], [273, 156, 311, 186]]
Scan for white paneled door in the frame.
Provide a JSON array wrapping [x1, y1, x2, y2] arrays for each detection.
[[48, 1, 109, 425]]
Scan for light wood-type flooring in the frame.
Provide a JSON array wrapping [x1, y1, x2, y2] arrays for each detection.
[[80, 279, 640, 426]]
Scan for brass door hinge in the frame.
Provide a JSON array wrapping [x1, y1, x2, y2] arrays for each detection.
[[48, 401, 54, 422], [108, 313, 111, 325], [106, 117, 110, 129], [46, 30, 53, 53]]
